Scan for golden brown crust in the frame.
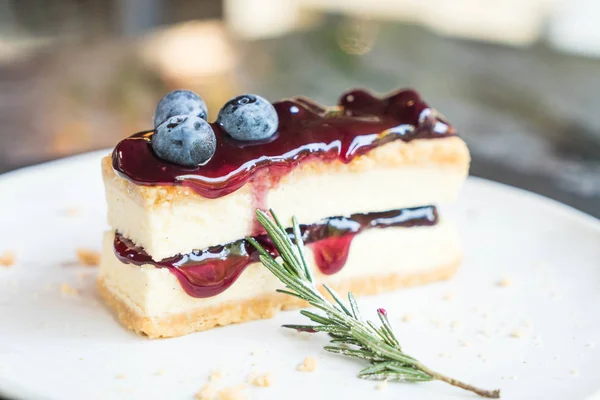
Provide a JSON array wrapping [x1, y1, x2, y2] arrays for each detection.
[[102, 136, 470, 207], [97, 258, 459, 339]]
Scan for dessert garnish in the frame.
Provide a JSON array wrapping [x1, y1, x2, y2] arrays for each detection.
[[217, 94, 279, 141], [152, 115, 217, 167], [153, 89, 208, 126], [249, 209, 501, 398], [151, 90, 217, 167]]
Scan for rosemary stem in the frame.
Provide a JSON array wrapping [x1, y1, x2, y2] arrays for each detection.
[[414, 363, 501, 399]]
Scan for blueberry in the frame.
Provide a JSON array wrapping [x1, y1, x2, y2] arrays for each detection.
[[154, 90, 208, 128], [152, 115, 216, 167], [217, 94, 278, 141]]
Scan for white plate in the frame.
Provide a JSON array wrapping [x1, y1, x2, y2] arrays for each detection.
[[0, 151, 599, 400]]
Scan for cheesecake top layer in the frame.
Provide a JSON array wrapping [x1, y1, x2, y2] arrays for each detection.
[[112, 89, 455, 199]]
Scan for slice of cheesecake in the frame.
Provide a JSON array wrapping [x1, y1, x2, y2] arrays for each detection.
[[99, 88, 470, 338]]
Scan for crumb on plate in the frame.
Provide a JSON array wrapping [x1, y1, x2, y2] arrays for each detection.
[[247, 372, 273, 387], [376, 380, 388, 391], [209, 369, 223, 382], [401, 313, 413, 323], [218, 384, 246, 400], [442, 292, 455, 301], [510, 330, 524, 338], [195, 383, 217, 400], [76, 249, 100, 267], [297, 356, 318, 372], [60, 282, 79, 296], [0, 251, 16, 267], [63, 206, 80, 217], [497, 277, 512, 287]]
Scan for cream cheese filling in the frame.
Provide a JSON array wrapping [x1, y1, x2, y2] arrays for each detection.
[[99, 218, 460, 318]]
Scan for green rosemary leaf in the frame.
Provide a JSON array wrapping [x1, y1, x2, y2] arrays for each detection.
[[322, 284, 352, 316], [300, 310, 333, 326], [358, 361, 398, 376], [275, 289, 305, 300], [292, 216, 313, 283], [282, 324, 318, 332], [255, 211, 303, 277], [377, 310, 401, 349], [329, 338, 362, 346], [352, 329, 418, 366], [386, 364, 432, 380], [366, 320, 391, 345], [359, 372, 433, 382], [313, 325, 351, 336], [347, 292, 362, 321], [246, 236, 271, 259], [324, 346, 385, 362]]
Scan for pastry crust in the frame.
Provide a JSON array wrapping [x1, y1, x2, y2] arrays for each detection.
[[97, 257, 459, 339], [102, 136, 470, 207]]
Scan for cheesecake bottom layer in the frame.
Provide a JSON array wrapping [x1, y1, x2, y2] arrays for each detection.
[[98, 260, 458, 339], [98, 219, 461, 338]]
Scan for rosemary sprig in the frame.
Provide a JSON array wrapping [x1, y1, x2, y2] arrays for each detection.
[[248, 209, 500, 399]]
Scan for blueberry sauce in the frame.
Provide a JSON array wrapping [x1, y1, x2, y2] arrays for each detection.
[[114, 206, 438, 298], [112, 89, 454, 200]]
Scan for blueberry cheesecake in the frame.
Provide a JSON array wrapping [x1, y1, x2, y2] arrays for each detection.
[[98, 88, 470, 338]]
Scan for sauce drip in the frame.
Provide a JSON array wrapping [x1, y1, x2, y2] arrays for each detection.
[[112, 89, 454, 199], [114, 206, 438, 298]]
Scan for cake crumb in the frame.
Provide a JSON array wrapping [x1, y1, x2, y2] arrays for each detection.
[[63, 206, 80, 217], [438, 352, 452, 359], [431, 319, 443, 329], [76, 249, 100, 267], [450, 320, 462, 329], [250, 350, 259, 356], [297, 356, 318, 372], [195, 383, 217, 400], [442, 292, 456, 301], [0, 251, 16, 267], [401, 313, 413, 323], [217, 384, 246, 400], [154, 368, 166, 376], [510, 330, 524, 338], [116, 374, 126, 379], [570, 369, 579, 376], [247, 372, 273, 387], [459, 340, 471, 347], [497, 278, 512, 287], [60, 283, 79, 296], [376, 380, 388, 391], [209, 369, 223, 382]]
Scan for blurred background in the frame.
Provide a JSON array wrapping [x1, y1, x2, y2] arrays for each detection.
[[0, 0, 599, 216]]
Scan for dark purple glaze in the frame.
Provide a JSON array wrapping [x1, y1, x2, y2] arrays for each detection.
[[114, 206, 438, 298], [112, 89, 454, 199]]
